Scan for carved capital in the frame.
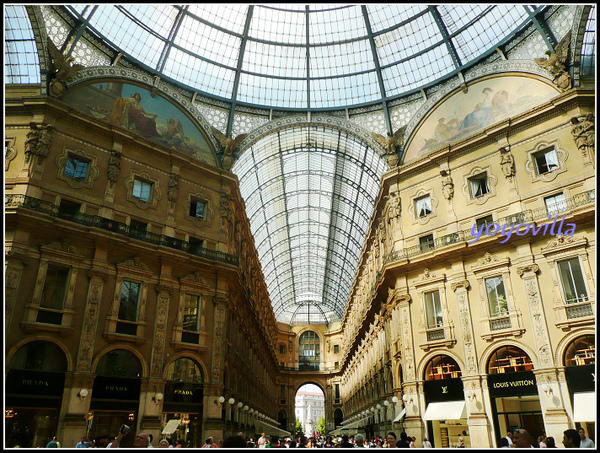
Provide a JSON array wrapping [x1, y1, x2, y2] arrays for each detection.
[[88, 269, 109, 281], [451, 280, 470, 292], [516, 264, 540, 277]]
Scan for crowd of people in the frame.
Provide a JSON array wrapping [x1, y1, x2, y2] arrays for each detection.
[[41, 427, 595, 448]]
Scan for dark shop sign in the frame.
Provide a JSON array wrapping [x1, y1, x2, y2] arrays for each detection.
[[564, 365, 595, 393], [92, 375, 141, 401], [164, 382, 203, 404], [424, 378, 465, 403], [488, 371, 538, 397], [6, 369, 65, 396]]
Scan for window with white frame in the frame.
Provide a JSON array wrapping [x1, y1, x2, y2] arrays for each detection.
[[415, 195, 432, 218], [485, 276, 509, 318], [557, 258, 588, 304], [424, 290, 443, 328], [64, 154, 89, 180], [534, 147, 560, 174], [132, 178, 152, 202], [544, 193, 566, 216], [468, 173, 490, 198]]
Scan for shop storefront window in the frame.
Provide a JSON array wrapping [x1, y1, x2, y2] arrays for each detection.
[[488, 345, 533, 374], [425, 355, 462, 380]]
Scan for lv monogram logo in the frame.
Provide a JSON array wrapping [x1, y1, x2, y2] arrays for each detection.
[[442, 386, 448, 394]]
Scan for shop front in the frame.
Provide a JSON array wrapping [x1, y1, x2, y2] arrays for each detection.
[[487, 346, 541, 446], [87, 350, 142, 447], [161, 357, 204, 447], [5, 340, 67, 448], [422, 357, 468, 449], [564, 334, 595, 438]]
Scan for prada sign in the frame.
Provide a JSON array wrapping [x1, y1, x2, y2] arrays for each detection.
[[6, 369, 65, 397], [487, 371, 537, 397], [164, 382, 203, 404], [92, 376, 141, 401], [424, 378, 464, 403]]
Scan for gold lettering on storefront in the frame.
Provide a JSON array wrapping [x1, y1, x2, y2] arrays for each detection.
[[441, 386, 448, 394], [492, 379, 535, 389], [21, 379, 49, 386], [174, 389, 193, 396], [105, 386, 128, 392]]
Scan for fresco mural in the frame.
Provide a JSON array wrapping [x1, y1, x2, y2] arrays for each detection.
[[62, 82, 217, 166], [403, 76, 560, 163]]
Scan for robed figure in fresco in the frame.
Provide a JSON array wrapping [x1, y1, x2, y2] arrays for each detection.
[[105, 92, 161, 138]]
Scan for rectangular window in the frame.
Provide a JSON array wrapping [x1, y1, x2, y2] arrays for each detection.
[[424, 290, 443, 328], [119, 280, 140, 322], [129, 219, 148, 236], [419, 234, 434, 252], [190, 199, 207, 219], [415, 196, 432, 218], [64, 154, 89, 180], [544, 193, 566, 216], [334, 344, 340, 354], [132, 179, 152, 201], [476, 214, 494, 229], [40, 264, 70, 310], [183, 294, 202, 331], [334, 384, 340, 402], [280, 385, 286, 404], [557, 258, 588, 304], [485, 276, 509, 318], [188, 237, 205, 254], [59, 199, 81, 219], [469, 173, 489, 198], [279, 344, 286, 355], [534, 147, 559, 174]]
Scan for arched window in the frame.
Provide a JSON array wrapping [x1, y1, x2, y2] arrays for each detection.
[[10, 341, 67, 372], [166, 357, 203, 383], [278, 409, 287, 430], [299, 331, 321, 371], [564, 335, 595, 367], [96, 349, 141, 378], [488, 346, 533, 374], [334, 408, 343, 428], [424, 355, 462, 380]]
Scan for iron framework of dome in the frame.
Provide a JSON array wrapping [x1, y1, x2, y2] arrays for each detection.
[[5, 4, 595, 325]]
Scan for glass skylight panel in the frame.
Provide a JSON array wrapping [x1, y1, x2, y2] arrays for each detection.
[[243, 41, 306, 78], [163, 48, 235, 98], [175, 16, 241, 69], [123, 5, 177, 39], [367, 5, 428, 33], [89, 6, 164, 69], [310, 40, 373, 77], [186, 5, 248, 34], [309, 5, 365, 45], [237, 73, 307, 108], [250, 6, 305, 45], [310, 72, 381, 108], [5, 5, 40, 84]]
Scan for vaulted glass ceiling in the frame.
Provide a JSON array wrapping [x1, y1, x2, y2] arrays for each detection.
[[233, 126, 387, 324], [63, 4, 540, 110]]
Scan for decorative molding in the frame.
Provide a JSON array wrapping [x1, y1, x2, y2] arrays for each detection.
[[540, 235, 587, 257], [124, 170, 161, 210], [41, 238, 85, 259], [408, 188, 439, 226], [117, 256, 152, 274], [56, 146, 100, 189], [5, 136, 17, 171], [414, 269, 446, 288], [185, 191, 214, 228], [451, 280, 471, 292], [524, 139, 569, 183], [24, 122, 54, 164], [471, 252, 509, 273], [461, 165, 498, 206]]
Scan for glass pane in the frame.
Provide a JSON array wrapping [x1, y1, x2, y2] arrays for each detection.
[[183, 294, 201, 331], [558, 258, 588, 304], [485, 276, 508, 317], [40, 265, 70, 310], [119, 280, 140, 322], [425, 290, 442, 328]]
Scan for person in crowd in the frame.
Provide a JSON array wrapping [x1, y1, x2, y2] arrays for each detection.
[[579, 428, 595, 448], [505, 431, 514, 447], [323, 436, 334, 448], [76, 436, 90, 448], [222, 435, 247, 448], [513, 429, 533, 448], [376, 438, 383, 448], [46, 436, 61, 448], [562, 429, 580, 448], [285, 437, 294, 449], [339, 435, 353, 448], [297, 436, 308, 448], [202, 437, 217, 448], [422, 437, 432, 448], [157, 439, 170, 448], [354, 434, 366, 448], [110, 431, 151, 448], [538, 434, 547, 448], [258, 432, 268, 448], [410, 436, 417, 448], [545, 437, 557, 448], [498, 437, 510, 448], [386, 432, 398, 448], [397, 432, 411, 448], [456, 435, 465, 448], [148, 434, 154, 448]]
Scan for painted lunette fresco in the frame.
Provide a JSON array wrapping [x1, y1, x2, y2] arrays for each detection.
[[403, 76, 560, 163], [62, 82, 217, 166]]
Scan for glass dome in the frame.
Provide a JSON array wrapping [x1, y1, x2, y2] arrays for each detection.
[[64, 4, 541, 110]]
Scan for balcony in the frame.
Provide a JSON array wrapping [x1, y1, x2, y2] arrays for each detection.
[[565, 301, 594, 319], [6, 194, 238, 266], [489, 315, 512, 331]]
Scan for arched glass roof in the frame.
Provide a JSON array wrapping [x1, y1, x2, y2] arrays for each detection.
[[63, 4, 541, 110], [233, 126, 387, 324]]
